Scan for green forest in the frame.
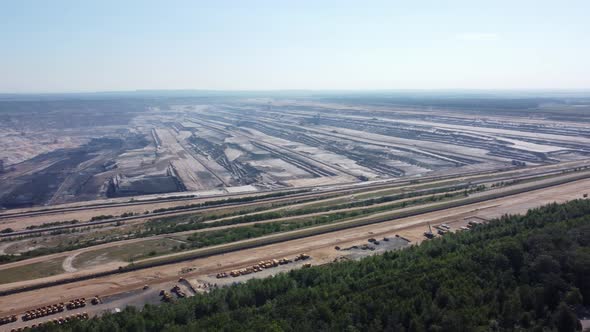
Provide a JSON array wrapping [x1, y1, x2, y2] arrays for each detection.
[[39, 199, 590, 332]]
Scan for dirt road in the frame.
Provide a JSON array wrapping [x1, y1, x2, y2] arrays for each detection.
[[0, 177, 588, 317]]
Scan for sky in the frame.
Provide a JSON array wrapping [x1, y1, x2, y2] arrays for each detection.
[[1, 0, 589, 93]]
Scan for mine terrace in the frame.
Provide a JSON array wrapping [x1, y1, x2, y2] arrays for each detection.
[[2, 94, 589, 209], [1, 92, 590, 330]]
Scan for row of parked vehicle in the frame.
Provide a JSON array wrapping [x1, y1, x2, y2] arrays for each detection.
[[217, 253, 310, 278], [0, 315, 17, 325], [65, 298, 87, 310], [10, 312, 89, 331], [21, 303, 66, 321]]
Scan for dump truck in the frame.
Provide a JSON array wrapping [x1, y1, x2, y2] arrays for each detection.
[[0, 315, 17, 325], [278, 257, 292, 264], [294, 253, 310, 261], [171, 285, 187, 298], [21, 303, 65, 321], [160, 290, 173, 302], [467, 220, 481, 227], [91, 296, 101, 305]]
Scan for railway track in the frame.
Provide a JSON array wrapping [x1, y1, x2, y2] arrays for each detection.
[[6, 153, 587, 222], [0, 176, 468, 238], [0, 177, 512, 237], [0, 163, 507, 220], [131, 170, 590, 269], [1, 169, 589, 297], [1, 162, 589, 238]]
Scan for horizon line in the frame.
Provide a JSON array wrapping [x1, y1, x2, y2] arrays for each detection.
[[2, 87, 590, 96]]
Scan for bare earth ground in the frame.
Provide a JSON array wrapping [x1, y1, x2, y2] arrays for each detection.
[[4, 167, 587, 279], [0, 189, 463, 277], [0, 178, 588, 322], [3, 159, 589, 232], [0, 190, 275, 230]]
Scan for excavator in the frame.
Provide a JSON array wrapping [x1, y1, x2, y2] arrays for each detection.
[[423, 223, 435, 239]]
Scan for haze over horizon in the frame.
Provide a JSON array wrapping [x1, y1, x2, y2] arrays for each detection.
[[1, 0, 589, 93]]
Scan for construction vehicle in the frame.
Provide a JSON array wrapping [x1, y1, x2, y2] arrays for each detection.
[[91, 296, 101, 305], [66, 298, 86, 310], [21, 303, 65, 321], [294, 253, 310, 261], [0, 315, 17, 325], [171, 285, 187, 298], [159, 290, 173, 302], [220, 257, 297, 278], [424, 223, 435, 239], [434, 225, 448, 234], [279, 257, 292, 265], [257, 259, 279, 268], [24, 312, 89, 329], [467, 220, 480, 227], [360, 244, 375, 250]]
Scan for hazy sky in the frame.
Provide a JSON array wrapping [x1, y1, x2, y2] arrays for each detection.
[[1, 0, 589, 92]]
